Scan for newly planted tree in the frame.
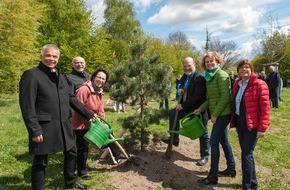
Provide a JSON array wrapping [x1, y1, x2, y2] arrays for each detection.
[[109, 40, 172, 150]]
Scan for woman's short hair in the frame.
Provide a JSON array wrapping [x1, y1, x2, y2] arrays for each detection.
[[201, 51, 224, 69], [236, 59, 254, 74], [91, 68, 109, 83]]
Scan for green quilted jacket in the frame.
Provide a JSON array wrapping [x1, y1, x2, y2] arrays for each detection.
[[199, 68, 231, 117]]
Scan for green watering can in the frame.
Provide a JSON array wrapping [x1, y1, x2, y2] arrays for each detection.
[[169, 113, 205, 140], [84, 115, 123, 148]]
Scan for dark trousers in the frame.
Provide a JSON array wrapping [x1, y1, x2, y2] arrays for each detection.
[[270, 87, 279, 108], [169, 109, 210, 158], [31, 146, 77, 190], [160, 98, 169, 109], [75, 129, 89, 177], [236, 116, 258, 190]]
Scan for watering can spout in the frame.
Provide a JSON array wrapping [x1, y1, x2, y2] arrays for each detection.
[[103, 138, 123, 146]]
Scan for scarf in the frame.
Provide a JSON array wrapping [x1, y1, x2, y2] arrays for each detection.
[[92, 81, 103, 94], [205, 67, 219, 82]]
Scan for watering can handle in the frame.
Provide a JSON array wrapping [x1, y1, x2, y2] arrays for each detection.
[[95, 115, 112, 130], [186, 112, 202, 121]]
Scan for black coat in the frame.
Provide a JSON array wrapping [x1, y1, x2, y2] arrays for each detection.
[[179, 71, 207, 113], [66, 69, 90, 94], [19, 62, 93, 155]]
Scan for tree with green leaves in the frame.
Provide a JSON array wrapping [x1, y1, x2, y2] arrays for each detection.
[[256, 12, 288, 65], [103, 0, 141, 62], [0, 0, 44, 93], [83, 27, 114, 73], [36, 0, 95, 74], [109, 40, 172, 151]]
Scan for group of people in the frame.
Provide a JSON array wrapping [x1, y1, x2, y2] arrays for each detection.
[[163, 52, 270, 190], [19, 44, 270, 190], [19, 44, 124, 190]]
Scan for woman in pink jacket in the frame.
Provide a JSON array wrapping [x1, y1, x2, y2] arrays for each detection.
[[231, 60, 270, 190], [71, 68, 123, 180]]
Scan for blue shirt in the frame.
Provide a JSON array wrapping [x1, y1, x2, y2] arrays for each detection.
[[235, 79, 249, 115], [184, 71, 195, 90]]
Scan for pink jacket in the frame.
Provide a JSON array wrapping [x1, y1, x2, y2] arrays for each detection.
[[230, 73, 270, 132], [71, 81, 105, 130]]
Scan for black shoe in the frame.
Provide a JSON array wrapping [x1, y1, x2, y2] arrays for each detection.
[[67, 182, 89, 189], [218, 168, 236, 177], [197, 176, 218, 185], [251, 184, 258, 190], [196, 157, 208, 166], [161, 138, 179, 147], [79, 175, 92, 180]]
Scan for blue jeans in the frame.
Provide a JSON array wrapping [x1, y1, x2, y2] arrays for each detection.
[[209, 114, 235, 177], [169, 109, 210, 158]]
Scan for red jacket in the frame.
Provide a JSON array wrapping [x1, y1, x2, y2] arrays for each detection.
[[230, 73, 270, 132], [71, 81, 105, 130]]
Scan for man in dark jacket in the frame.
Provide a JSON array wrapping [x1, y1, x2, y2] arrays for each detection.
[[267, 65, 280, 108], [66, 56, 90, 94], [19, 44, 95, 189], [162, 57, 210, 166]]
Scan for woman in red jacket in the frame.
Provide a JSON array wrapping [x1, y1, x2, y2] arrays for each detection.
[[71, 68, 124, 179], [231, 60, 270, 190]]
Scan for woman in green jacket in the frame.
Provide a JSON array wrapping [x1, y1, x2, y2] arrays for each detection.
[[194, 52, 236, 185]]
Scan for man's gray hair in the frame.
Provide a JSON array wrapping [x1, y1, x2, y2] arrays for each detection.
[[41, 44, 60, 56]]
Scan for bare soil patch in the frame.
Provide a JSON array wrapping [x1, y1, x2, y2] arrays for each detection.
[[93, 136, 242, 190]]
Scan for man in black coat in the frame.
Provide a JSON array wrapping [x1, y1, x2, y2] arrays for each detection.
[[19, 44, 95, 189], [162, 57, 210, 166], [66, 56, 90, 94], [267, 65, 280, 108]]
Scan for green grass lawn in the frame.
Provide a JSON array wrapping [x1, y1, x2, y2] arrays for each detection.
[[0, 89, 289, 189]]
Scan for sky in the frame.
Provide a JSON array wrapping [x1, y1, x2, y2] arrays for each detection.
[[85, 0, 290, 58]]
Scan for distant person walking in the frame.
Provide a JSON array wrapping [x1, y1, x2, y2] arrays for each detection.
[[266, 66, 280, 108]]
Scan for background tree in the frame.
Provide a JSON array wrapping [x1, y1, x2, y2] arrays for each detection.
[[256, 12, 288, 65], [84, 27, 114, 73], [166, 31, 199, 77], [103, 0, 141, 62], [145, 35, 183, 81], [253, 12, 290, 84], [167, 30, 193, 50], [203, 27, 212, 52], [36, 0, 94, 74], [208, 37, 240, 69], [0, 0, 43, 93]]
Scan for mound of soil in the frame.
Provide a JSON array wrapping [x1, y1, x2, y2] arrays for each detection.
[[93, 136, 243, 190]]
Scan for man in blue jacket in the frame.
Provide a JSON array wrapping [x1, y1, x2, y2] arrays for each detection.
[[162, 57, 210, 166]]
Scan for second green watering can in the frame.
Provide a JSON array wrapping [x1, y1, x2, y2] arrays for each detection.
[[169, 113, 205, 140], [84, 115, 123, 148]]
